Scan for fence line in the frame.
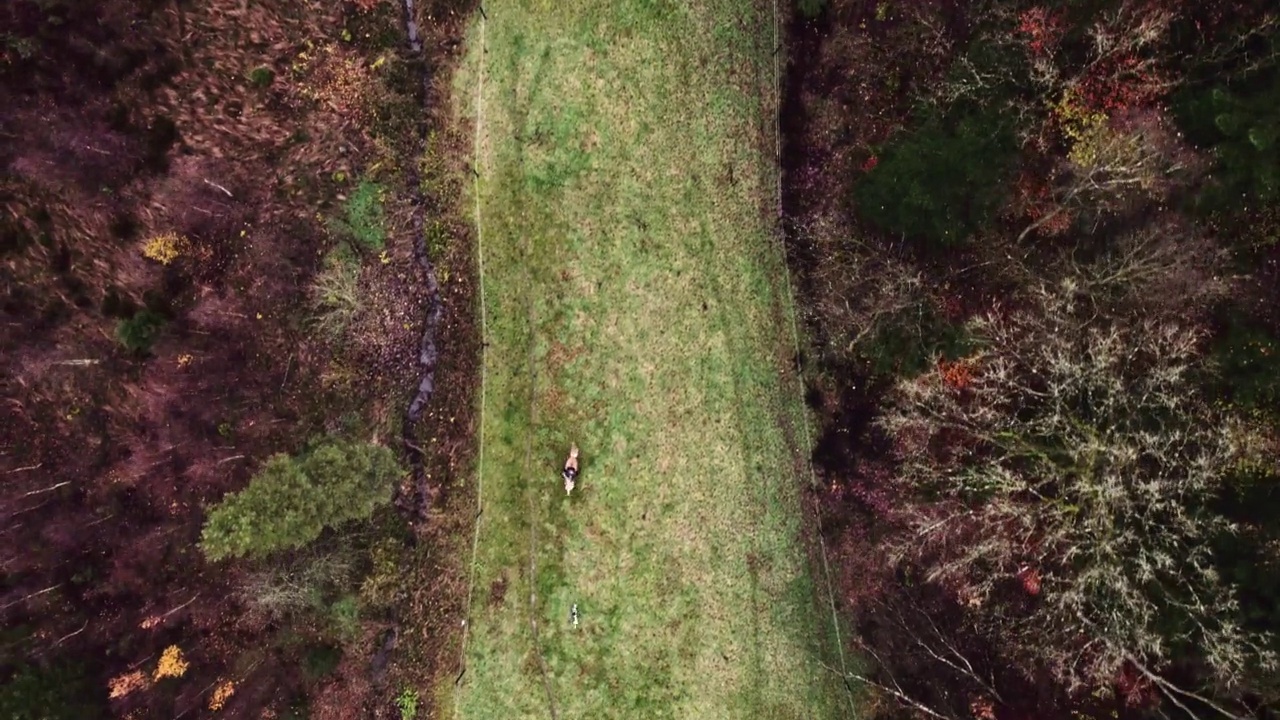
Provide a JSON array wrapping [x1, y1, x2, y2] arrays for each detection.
[[453, 7, 488, 719], [456, 9, 560, 718], [766, 0, 859, 713]]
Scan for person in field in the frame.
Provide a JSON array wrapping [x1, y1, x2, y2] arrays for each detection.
[[562, 444, 579, 495]]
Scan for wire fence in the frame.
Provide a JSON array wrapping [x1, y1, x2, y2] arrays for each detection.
[[764, 0, 861, 714], [762, 0, 865, 707], [456, 9, 561, 718], [452, 6, 487, 717]]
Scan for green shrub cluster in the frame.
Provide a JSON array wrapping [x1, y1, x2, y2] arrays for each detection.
[[1212, 317, 1280, 416], [201, 441, 403, 561], [860, 306, 975, 378], [0, 661, 106, 720], [114, 308, 165, 354], [1176, 34, 1280, 210], [855, 102, 1019, 246], [796, 0, 825, 18]]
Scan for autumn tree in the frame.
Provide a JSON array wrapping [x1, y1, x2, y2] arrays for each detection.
[[1055, 217, 1230, 314], [878, 280, 1277, 709], [201, 441, 403, 561], [922, 0, 1195, 238]]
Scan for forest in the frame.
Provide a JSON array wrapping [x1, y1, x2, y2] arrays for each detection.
[[788, 0, 1280, 718], [1, 0, 1278, 717], [2, 0, 477, 716]]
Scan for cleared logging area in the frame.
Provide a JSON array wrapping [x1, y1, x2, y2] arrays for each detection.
[[451, 1, 849, 717]]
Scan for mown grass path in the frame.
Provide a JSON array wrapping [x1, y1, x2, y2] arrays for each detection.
[[452, 1, 848, 717]]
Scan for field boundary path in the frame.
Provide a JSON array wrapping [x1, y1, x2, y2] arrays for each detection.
[[449, 1, 855, 717]]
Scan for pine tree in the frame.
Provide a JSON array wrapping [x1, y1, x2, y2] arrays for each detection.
[[855, 102, 1018, 246], [200, 442, 402, 561], [1177, 41, 1280, 209]]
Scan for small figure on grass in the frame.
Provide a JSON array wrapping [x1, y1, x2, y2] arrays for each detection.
[[570, 603, 580, 627], [562, 444, 580, 495]]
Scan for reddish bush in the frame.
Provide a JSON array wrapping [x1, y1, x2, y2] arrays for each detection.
[[1016, 6, 1065, 58]]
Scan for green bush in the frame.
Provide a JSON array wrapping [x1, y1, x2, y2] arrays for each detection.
[[247, 66, 275, 88], [796, 0, 825, 18], [200, 441, 403, 561], [855, 103, 1019, 246], [114, 308, 165, 353], [396, 689, 419, 720], [303, 644, 343, 680], [335, 180, 386, 251], [1175, 35, 1280, 210], [327, 595, 361, 639], [859, 305, 975, 378], [0, 661, 107, 720], [1211, 317, 1280, 415]]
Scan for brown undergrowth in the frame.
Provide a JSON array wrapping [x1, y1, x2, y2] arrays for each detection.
[[1, 0, 478, 716]]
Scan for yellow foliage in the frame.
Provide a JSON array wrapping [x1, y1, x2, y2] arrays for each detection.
[[209, 679, 236, 711], [142, 233, 190, 265], [154, 645, 189, 679], [108, 670, 149, 698], [1051, 89, 1109, 166]]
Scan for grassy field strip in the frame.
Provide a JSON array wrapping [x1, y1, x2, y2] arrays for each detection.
[[520, 272, 559, 718], [453, 10, 487, 718], [451, 1, 849, 717]]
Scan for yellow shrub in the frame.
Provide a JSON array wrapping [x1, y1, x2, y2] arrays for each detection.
[[108, 670, 149, 698], [209, 680, 236, 711], [142, 233, 190, 265], [154, 645, 189, 679]]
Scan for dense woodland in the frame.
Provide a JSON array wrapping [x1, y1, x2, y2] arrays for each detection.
[[1, 0, 477, 716], [786, 0, 1280, 718]]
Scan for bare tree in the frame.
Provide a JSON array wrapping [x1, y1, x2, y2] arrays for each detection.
[[1063, 217, 1232, 314], [879, 280, 1277, 706], [811, 239, 932, 356], [238, 551, 354, 622]]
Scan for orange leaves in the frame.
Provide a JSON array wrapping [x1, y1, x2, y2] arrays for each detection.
[[109, 670, 149, 699], [937, 357, 976, 391], [1010, 171, 1072, 236], [1017, 565, 1042, 596], [303, 48, 380, 130], [970, 696, 998, 720]]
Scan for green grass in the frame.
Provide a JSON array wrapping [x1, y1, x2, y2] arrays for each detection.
[[453, 1, 850, 718], [337, 180, 387, 251]]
